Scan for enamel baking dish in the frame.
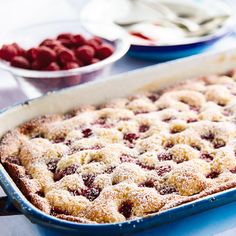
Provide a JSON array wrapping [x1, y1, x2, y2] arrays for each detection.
[[1, 49, 236, 236]]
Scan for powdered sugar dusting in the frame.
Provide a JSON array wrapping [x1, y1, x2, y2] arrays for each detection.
[[1, 72, 236, 223]]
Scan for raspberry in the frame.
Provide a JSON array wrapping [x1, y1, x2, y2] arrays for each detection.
[[63, 62, 79, 70], [120, 154, 136, 163], [148, 94, 159, 102], [36, 46, 56, 67], [57, 48, 76, 64], [57, 33, 73, 40], [123, 133, 139, 143], [187, 118, 198, 123], [201, 132, 215, 142], [54, 164, 78, 181], [26, 48, 39, 62], [159, 186, 176, 195], [53, 45, 66, 54], [0, 44, 18, 61], [11, 56, 30, 69], [31, 60, 41, 70], [77, 60, 84, 67], [190, 144, 201, 151], [91, 58, 100, 64], [230, 168, 236, 174], [47, 160, 59, 173], [139, 180, 155, 188], [156, 165, 172, 176], [92, 36, 103, 45], [82, 128, 92, 138], [213, 139, 226, 149], [96, 43, 114, 60], [75, 45, 95, 64], [86, 39, 99, 51], [40, 39, 61, 49], [74, 34, 86, 47], [82, 174, 95, 187], [118, 201, 133, 219], [44, 62, 60, 71], [162, 117, 174, 122], [57, 33, 75, 48], [157, 153, 172, 161], [200, 153, 213, 162], [139, 124, 150, 132], [12, 43, 26, 56], [190, 105, 200, 112], [82, 187, 100, 201], [206, 171, 219, 179]]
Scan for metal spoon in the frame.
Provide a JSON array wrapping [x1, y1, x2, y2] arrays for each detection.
[[187, 15, 230, 37], [116, 14, 230, 37], [115, 0, 201, 33]]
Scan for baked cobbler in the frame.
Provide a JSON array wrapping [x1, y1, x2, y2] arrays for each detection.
[[2, 70, 236, 224]]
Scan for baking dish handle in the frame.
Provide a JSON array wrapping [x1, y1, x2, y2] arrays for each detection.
[[0, 196, 21, 216]]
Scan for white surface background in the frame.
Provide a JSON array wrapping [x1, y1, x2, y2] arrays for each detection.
[[0, 0, 236, 235]]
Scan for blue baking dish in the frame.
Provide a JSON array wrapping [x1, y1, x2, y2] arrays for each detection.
[[2, 163, 236, 236], [1, 49, 236, 235]]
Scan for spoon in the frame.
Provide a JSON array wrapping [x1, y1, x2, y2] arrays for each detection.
[[187, 15, 230, 37], [116, 14, 230, 37], [115, 0, 201, 33], [115, 0, 230, 36]]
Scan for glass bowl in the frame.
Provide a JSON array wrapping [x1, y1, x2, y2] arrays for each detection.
[[0, 20, 130, 98]]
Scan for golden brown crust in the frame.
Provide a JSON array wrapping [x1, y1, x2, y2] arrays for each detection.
[[2, 70, 236, 223]]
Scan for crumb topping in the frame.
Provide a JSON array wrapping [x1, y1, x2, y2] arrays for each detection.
[[2, 71, 236, 223]]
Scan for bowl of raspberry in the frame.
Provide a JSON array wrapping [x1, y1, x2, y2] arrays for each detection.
[[0, 20, 129, 97]]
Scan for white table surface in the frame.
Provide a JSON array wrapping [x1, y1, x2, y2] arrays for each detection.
[[1, 0, 236, 235]]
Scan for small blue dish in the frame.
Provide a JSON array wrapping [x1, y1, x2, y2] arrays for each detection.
[[80, 0, 235, 61], [128, 27, 233, 61]]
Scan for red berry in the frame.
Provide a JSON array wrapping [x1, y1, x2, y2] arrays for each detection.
[[92, 36, 103, 45], [57, 48, 76, 64], [86, 39, 99, 51], [12, 43, 26, 56], [0, 44, 18, 61], [139, 124, 150, 133], [59, 38, 74, 48], [118, 201, 133, 219], [40, 39, 61, 49], [96, 43, 114, 60], [123, 133, 139, 143], [57, 33, 73, 40], [77, 60, 84, 67], [75, 45, 95, 64], [36, 46, 56, 67], [54, 45, 66, 54], [91, 58, 100, 64], [31, 60, 41, 70], [44, 62, 60, 71], [74, 34, 86, 47], [82, 128, 93, 138], [63, 62, 79, 70], [57, 33, 75, 48], [26, 48, 39, 62], [11, 56, 30, 69]]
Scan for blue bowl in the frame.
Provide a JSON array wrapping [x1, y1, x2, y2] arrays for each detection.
[[128, 27, 233, 61]]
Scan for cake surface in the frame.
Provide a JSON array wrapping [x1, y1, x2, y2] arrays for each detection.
[[2, 70, 236, 223]]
